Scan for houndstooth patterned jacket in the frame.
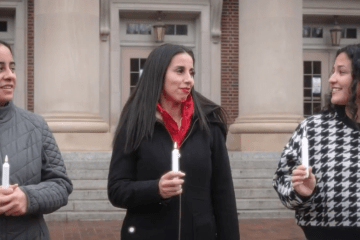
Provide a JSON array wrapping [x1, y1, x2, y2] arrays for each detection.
[[273, 107, 360, 227]]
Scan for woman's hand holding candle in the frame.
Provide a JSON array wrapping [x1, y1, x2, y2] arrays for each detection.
[[0, 184, 16, 200], [0, 184, 27, 216], [159, 171, 185, 199], [291, 166, 316, 197]]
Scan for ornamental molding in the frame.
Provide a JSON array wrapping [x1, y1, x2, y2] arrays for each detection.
[[100, 0, 110, 42], [210, 0, 223, 44]]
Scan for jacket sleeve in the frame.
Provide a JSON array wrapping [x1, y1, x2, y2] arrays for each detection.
[[272, 120, 316, 211], [210, 124, 240, 240], [107, 128, 162, 209], [21, 121, 73, 215]]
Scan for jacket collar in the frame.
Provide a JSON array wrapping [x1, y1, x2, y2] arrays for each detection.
[[0, 101, 14, 124], [334, 105, 360, 130]]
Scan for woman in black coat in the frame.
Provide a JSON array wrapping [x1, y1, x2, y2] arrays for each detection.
[[108, 44, 239, 240]]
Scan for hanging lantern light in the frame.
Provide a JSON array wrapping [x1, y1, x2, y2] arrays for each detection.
[[153, 11, 166, 42], [330, 16, 342, 46], [153, 21, 166, 42]]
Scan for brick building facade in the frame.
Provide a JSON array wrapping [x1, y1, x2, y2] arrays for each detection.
[[221, 0, 239, 125]]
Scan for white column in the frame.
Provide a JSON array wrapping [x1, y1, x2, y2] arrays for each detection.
[[227, 0, 303, 151], [34, 0, 111, 151]]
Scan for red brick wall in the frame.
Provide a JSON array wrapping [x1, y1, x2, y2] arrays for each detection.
[[27, 0, 34, 112], [221, 0, 239, 125]]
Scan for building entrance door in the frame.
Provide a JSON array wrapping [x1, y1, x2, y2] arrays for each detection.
[[302, 52, 331, 117], [121, 47, 153, 105]]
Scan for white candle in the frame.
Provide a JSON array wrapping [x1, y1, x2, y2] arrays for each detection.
[[301, 135, 309, 178], [2, 155, 9, 188], [172, 143, 180, 172]]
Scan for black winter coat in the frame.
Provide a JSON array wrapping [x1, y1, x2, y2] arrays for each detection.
[[108, 108, 240, 240]]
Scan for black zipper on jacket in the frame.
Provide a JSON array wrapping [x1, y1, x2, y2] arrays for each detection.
[[179, 118, 198, 149], [158, 118, 198, 149]]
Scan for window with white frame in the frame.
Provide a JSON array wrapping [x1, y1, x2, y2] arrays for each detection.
[[120, 19, 195, 45], [303, 61, 322, 118], [0, 9, 15, 52], [303, 24, 360, 46]]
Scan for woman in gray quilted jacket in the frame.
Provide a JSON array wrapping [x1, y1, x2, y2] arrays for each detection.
[[0, 40, 73, 239]]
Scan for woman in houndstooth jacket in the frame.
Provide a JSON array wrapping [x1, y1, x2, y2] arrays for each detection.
[[273, 44, 360, 240]]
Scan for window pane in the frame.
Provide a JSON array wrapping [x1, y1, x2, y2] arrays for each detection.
[[304, 61, 312, 74], [303, 26, 311, 38], [341, 29, 345, 38], [313, 61, 321, 74], [176, 25, 188, 35], [346, 28, 357, 39], [313, 102, 321, 114], [139, 24, 152, 35], [131, 73, 139, 86], [304, 76, 312, 88], [313, 92, 321, 100], [0, 21, 7, 32], [304, 89, 312, 100], [140, 58, 146, 69], [130, 59, 139, 72], [312, 27, 323, 38], [312, 76, 321, 96], [304, 102, 312, 116], [127, 24, 139, 34], [165, 25, 175, 35]]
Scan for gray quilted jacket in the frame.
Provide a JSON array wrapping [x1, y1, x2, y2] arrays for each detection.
[[0, 101, 73, 240]]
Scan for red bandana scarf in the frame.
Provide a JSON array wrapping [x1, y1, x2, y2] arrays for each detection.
[[156, 95, 194, 148]]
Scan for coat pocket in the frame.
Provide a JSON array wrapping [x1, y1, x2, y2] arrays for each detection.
[[193, 212, 217, 240]]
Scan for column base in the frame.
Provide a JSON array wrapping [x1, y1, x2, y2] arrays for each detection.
[[53, 132, 112, 151], [42, 112, 112, 151], [43, 112, 109, 133], [227, 114, 303, 151]]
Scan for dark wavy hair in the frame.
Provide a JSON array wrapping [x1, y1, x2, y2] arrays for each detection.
[[324, 44, 360, 122], [113, 44, 227, 152], [0, 40, 12, 53]]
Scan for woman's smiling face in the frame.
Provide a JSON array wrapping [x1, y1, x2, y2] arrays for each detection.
[[0, 44, 16, 106], [161, 53, 195, 104], [329, 52, 353, 105]]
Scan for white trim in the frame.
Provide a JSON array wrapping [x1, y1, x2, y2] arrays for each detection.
[[119, 42, 196, 48], [304, 45, 346, 50], [303, 8, 360, 16], [303, 0, 360, 16], [113, 3, 207, 12], [111, 0, 209, 6]]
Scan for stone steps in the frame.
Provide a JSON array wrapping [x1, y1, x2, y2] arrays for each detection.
[[238, 209, 294, 219], [235, 188, 279, 199], [58, 200, 120, 212], [69, 189, 108, 200], [44, 211, 126, 222], [43, 151, 291, 221], [236, 199, 286, 210]]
